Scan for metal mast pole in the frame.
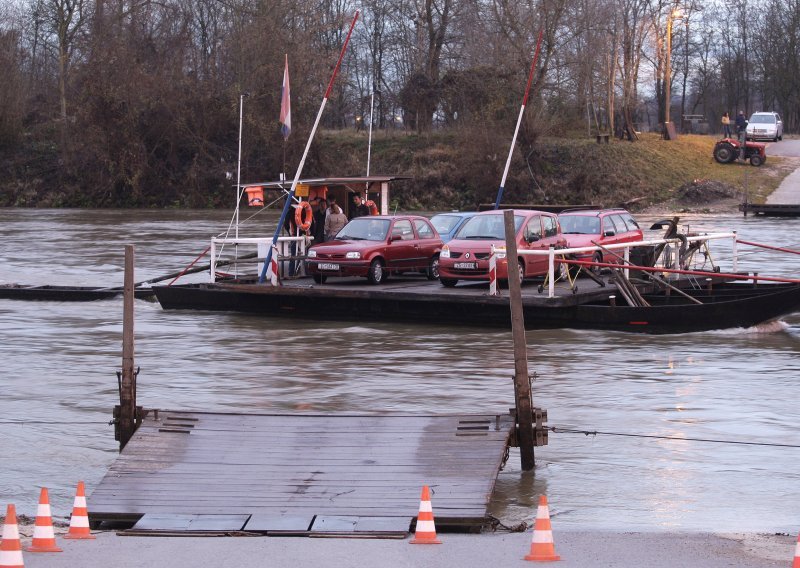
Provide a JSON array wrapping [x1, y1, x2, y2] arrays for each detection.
[[259, 12, 360, 283], [235, 93, 246, 240]]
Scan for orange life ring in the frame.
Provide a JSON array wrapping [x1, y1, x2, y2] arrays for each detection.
[[294, 200, 313, 232], [365, 199, 379, 216]]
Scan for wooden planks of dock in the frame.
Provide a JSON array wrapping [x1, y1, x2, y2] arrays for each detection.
[[90, 411, 516, 536]]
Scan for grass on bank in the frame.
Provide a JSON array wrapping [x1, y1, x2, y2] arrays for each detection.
[[317, 129, 793, 210]]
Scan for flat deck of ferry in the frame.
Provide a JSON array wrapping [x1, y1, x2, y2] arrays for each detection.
[[90, 411, 516, 536]]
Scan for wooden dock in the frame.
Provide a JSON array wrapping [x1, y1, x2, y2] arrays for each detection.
[[90, 410, 516, 536]]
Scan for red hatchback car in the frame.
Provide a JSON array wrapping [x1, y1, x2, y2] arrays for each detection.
[[305, 215, 443, 285], [557, 208, 644, 273], [437, 209, 566, 287]]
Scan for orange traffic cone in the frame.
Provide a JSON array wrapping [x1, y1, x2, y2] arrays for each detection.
[[410, 485, 441, 544], [26, 488, 61, 553], [63, 482, 95, 540], [793, 531, 800, 568], [524, 495, 561, 562], [0, 504, 25, 568]]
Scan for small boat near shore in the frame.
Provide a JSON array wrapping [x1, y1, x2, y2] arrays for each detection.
[[0, 284, 156, 301]]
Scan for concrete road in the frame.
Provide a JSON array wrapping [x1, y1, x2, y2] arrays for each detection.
[[764, 138, 800, 204], [15, 531, 795, 568]]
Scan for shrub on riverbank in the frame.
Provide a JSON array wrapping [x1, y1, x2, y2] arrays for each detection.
[[0, 130, 789, 209]]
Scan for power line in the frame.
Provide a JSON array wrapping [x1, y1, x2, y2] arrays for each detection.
[[548, 425, 800, 448]]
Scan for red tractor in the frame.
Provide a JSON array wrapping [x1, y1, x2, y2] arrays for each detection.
[[713, 137, 767, 166]]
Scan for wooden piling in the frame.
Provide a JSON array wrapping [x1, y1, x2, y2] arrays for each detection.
[[117, 245, 137, 451], [503, 210, 535, 470]]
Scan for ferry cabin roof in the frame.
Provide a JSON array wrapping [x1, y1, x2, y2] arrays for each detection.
[[243, 175, 410, 216]]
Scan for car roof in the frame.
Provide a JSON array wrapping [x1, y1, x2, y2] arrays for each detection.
[[431, 211, 477, 218], [352, 215, 427, 220], [475, 208, 556, 216], [559, 208, 630, 217]]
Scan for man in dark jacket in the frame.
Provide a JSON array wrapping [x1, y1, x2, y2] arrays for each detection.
[[735, 111, 748, 137], [349, 192, 370, 220], [735, 111, 748, 160]]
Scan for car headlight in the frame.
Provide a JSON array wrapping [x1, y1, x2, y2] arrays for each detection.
[[495, 252, 507, 259], [345, 251, 361, 259], [440, 246, 450, 259], [307, 250, 317, 258]]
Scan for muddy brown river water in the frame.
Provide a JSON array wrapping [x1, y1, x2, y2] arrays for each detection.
[[1, 208, 798, 532]]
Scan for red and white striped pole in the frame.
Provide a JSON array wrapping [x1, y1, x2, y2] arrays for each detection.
[[493, 29, 543, 210], [259, 11, 359, 283], [489, 247, 499, 296]]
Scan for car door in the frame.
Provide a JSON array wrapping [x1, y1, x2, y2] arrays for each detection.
[[383, 218, 416, 271], [539, 214, 565, 274], [413, 218, 440, 270], [522, 215, 547, 275]]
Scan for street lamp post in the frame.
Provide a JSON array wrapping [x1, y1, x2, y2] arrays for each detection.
[[664, 6, 684, 138]]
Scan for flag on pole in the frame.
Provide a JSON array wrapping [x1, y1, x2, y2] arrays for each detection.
[[280, 54, 291, 140], [265, 244, 281, 286]]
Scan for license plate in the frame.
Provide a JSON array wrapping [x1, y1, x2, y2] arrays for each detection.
[[318, 263, 339, 271], [454, 262, 477, 269]]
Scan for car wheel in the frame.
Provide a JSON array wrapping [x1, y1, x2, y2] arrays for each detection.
[[367, 259, 385, 285], [440, 278, 458, 287], [426, 255, 440, 280], [312, 274, 327, 284], [590, 252, 603, 275], [713, 142, 736, 164], [517, 258, 525, 284], [750, 154, 764, 167]]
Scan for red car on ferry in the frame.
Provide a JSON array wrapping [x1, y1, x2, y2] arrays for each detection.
[[557, 208, 644, 274], [437, 209, 566, 287], [305, 215, 443, 285]]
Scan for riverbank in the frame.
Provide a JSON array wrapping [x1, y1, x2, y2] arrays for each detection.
[[8, 529, 794, 567], [4, 132, 794, 210]]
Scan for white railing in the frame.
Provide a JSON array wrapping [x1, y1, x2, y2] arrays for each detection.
[[210, 236, 313, 282], [517, 232, 738, 298]]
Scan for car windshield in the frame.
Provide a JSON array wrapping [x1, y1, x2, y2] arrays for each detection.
[[336, 218, 390, 241], [750, 114, 776, 124], [558, 215, 601, 235], [431, 214, 462, 234], [457, 214, 524, 239]]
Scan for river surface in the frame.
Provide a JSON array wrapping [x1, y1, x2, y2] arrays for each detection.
[[1, 208, 798, 532]]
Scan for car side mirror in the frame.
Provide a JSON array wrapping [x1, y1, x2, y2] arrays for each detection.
[[526, 234, 540, 243], [390, 234, 402, 242], [604, 230, 615, 237]]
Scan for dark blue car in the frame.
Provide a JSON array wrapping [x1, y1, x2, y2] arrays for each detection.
[[430, 212, 478, 243]]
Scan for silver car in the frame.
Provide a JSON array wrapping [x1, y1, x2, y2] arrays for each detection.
[[746, 111, 783, 142]]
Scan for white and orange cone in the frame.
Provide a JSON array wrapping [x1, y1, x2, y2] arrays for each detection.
[[410, 485, 441, 544], [792, 531, 800, 568], [0, 504, 25, 568], [63, 482, 95, 540], [523, 495, 561, 562], [26, 488, 61, 553]]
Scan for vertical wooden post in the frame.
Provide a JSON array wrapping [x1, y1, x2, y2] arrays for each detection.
[[118, 245, 136, 451], [503, 210, 535, 470]]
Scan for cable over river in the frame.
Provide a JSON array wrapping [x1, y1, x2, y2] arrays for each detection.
[[0, 208, 798, 532]]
